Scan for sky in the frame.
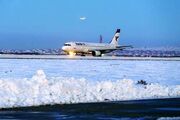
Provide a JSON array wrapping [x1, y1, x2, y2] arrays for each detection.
[[0, 0, 180, 49]]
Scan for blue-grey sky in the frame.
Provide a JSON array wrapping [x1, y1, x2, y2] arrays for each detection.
[[0, 0, 180, 49]]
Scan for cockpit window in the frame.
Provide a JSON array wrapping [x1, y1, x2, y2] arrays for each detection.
[[64, 44, 71, 46]]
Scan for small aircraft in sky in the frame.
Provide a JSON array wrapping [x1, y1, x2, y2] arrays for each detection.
[[62, 29, 132, 56]]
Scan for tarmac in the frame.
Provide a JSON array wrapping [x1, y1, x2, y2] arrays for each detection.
[[0, 54, 180, 61]]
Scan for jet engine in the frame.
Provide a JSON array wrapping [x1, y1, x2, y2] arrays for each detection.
[[92, 51, 101, 56]]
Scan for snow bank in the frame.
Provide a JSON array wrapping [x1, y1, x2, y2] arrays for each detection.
[[0, 70, 180, 109]]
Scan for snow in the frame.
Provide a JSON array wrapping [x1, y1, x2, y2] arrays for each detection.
[[1, 54, 180, 61], [158, 117, 180, 120], [0, 59, 180, 108]]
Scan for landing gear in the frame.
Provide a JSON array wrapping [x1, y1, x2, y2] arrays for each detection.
[[81, 54, 86, 56]]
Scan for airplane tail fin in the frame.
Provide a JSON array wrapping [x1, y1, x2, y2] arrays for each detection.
[[110, 29, 120, 46]]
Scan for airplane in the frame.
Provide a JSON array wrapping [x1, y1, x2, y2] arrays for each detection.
[[62, 29, 132, 57]]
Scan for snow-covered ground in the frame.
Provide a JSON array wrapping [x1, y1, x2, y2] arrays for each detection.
[[0, 59, 180, 108], [1, 54, 180, 61]]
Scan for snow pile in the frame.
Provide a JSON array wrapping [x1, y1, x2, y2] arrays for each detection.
[[0, 70, 180, 109]]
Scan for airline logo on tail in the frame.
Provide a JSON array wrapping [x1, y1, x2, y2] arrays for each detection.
[[110, 29, 120, 46], [115, 29, 120, 41]]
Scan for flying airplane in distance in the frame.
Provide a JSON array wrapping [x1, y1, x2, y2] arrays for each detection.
[[62, 29, 132, 57]]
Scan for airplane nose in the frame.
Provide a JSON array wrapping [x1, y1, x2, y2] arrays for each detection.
[[62, 46, 66, 51]]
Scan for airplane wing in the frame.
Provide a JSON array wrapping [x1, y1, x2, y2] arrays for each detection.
[[90, 45, 133, 54], [116, 45, 133, 49]]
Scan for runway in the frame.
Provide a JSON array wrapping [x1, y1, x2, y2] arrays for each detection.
[[0, 54, 180, 61], [1, 98, 180, 119]]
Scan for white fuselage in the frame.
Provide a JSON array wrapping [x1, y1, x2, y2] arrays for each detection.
[[62, 42, 117, 54]]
